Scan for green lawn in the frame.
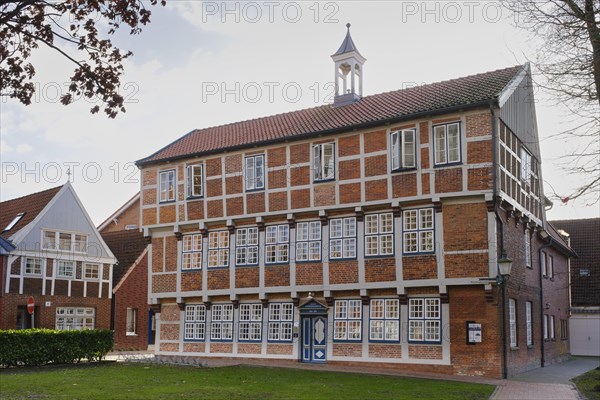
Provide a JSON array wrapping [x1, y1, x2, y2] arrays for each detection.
[[0, 363, 495, 400], [573, 366, 600, 400]]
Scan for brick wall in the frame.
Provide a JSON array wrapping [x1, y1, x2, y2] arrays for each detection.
[[113, 252, 149, 351]]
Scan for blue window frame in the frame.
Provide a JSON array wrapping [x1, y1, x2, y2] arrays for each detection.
[[208, 231, 229, 268], [238, 304, 262, 342], [159, 169, 176, 203], [182, 233, 202, 270], [433, 122, 461, 165], [312, 143, 335, 182], [184, 305, 206, 341], [329, 217, 356, 259], [402, 208, 434, 254], [186, 164, 203, 198], [390, 129, 416, 170], [268, 303, 294, 342], [408, 298, 441, 343], [333, 299, 362, 342], [265, 224, 289, 264], [296, 221, 321, 262], [235, 227, 259, 266], [244, 155, 265, 191], [210, 304, 233, 342], [365, 213, 394, 257], [369, 299, 400, 342]]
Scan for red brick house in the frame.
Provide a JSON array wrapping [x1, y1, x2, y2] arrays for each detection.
[[551, 218, 600, 356], [99, 193, 154, 350], [0, 183, 115, 330], [135, 28, 574, 377]]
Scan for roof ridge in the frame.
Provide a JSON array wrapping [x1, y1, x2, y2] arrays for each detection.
[[137, 64, 525, 166]]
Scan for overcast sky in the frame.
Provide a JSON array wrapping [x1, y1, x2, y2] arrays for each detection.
[[1, 1, 598, 225]]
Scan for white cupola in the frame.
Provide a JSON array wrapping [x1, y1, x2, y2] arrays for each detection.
[[331, 23, 366, 107]]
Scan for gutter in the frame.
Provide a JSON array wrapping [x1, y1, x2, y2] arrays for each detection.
[[136, 100, 494, 167], [537, 235, 553, 368]]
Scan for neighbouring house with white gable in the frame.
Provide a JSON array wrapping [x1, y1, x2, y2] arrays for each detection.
[[0, 182, 115, 330]]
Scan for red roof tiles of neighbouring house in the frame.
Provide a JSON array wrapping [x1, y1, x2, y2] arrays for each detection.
[[136, 65, 524, 166], [551, 218, 600, 307], [101, 230, 148, 287], [0, 185, 63, 240]]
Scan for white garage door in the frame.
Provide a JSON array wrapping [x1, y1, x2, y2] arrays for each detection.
[[570, 315, 600, 356]]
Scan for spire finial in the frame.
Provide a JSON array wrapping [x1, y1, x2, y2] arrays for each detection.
[[346, 23, 351, 29]]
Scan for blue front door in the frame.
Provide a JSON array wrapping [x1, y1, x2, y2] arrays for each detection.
[[301, 316, 327, 363]]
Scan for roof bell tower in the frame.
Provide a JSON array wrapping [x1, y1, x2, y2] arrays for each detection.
[[331, 23, 366, 107]]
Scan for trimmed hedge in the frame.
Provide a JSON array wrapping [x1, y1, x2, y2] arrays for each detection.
[[0, 329, 113, 367]]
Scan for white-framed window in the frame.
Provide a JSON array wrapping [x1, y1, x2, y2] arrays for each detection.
[[313, 142, 335, 181], [296, 221, 321, 262], [208, 231, 229, 268], [390, 129, 416, 170], [526, 301, 533, 346], [525, 231, 531, 268], [333, 299, 362, 341], [543, 314, 549, 340], [365, 213, 394, 257], [42, 230, 87, 253], [408, 298, 441, 343], [403, 208, 434, 254], [42, 230, 56, 249], [520, 148, 532, 184], [211, 304, 234, 341], [55, 307, 94, 330], [541, 251, 547, 276], [236, 227, 259, 266], [509, 298, 517, 348], [24, 257, 42, 275], [184, 305, 206, 341], [244, 155, 265, 191], [57, 260, 75, 278], [329, 217, 356, 259], [182, 234, 202, 270], [73, 234, 87, 252], [159, 169, 176, 202], [369, 299, 400, 342], [186, 164, 203, 198], [268, 303, 293, 342], [433, 122, 461, 165], [83, 263, 99, 280], [547, 255, 554, 278], [265, 224, 289, 264], [58, 232, 71, 251], [126, 308, 137, 335], [549, 315, 555, 339], [238, 304, 262, 342]]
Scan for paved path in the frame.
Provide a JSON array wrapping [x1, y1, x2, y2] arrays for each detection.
[[106, 352, 599, 400], [491, 356, 599, 400]]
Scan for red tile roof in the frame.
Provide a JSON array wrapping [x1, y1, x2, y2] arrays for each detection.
[[137, 65, 524, 166], [551, 218, 600, 306], [0, 185, 63, 240], [101, 230, 148, 286]]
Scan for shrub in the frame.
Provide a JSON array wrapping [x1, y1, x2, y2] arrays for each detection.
[[0, 329, 113, 367]]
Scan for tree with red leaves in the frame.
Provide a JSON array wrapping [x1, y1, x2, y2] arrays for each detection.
[[1, 0, 165, 118]]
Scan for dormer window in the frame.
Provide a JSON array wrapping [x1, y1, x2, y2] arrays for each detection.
[[3, 212, 24, 232]]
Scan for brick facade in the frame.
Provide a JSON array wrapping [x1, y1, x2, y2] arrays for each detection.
[[138, 67, 573, 378]]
